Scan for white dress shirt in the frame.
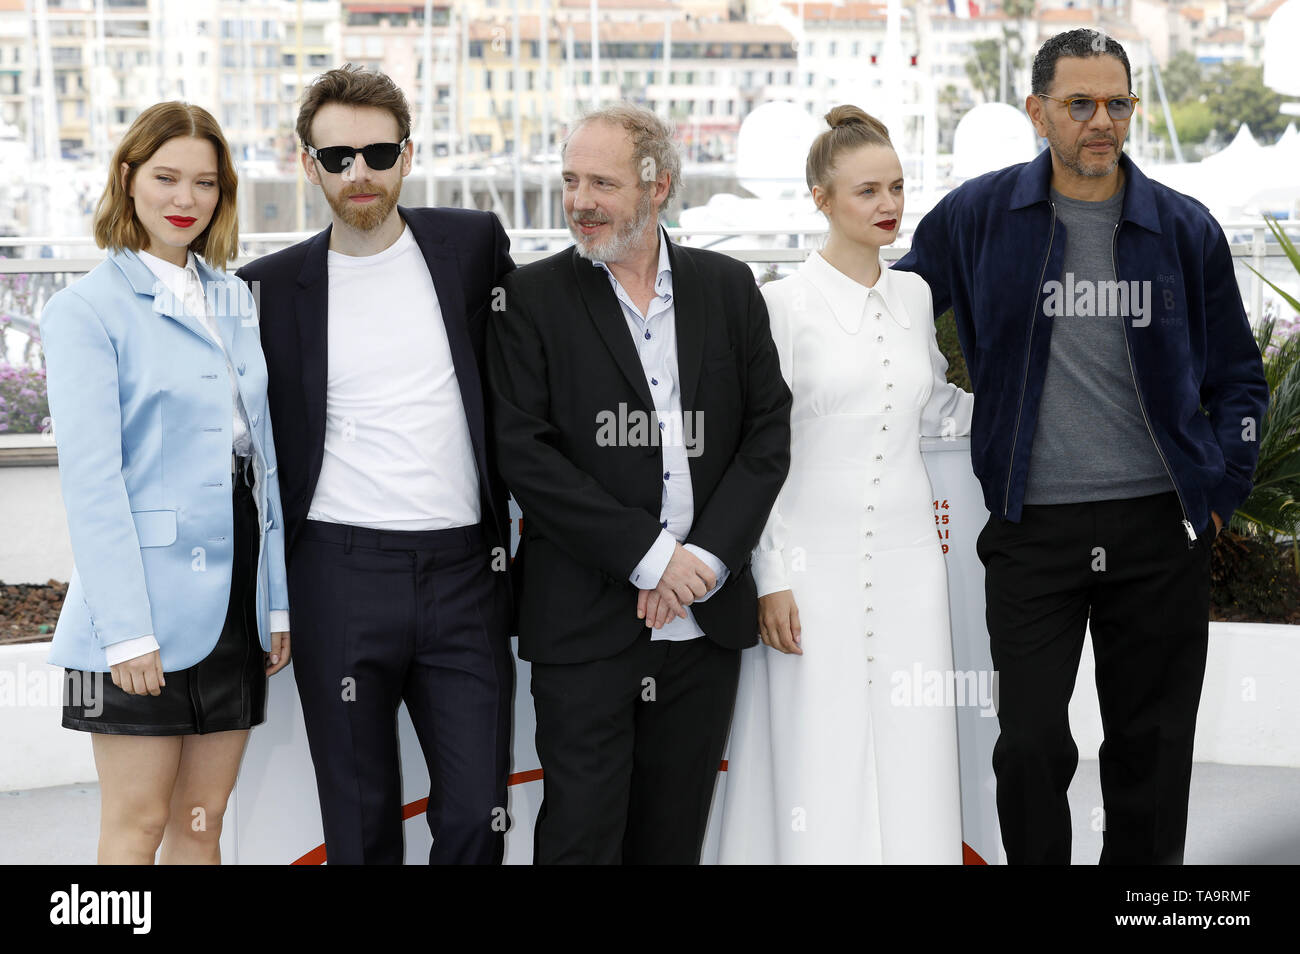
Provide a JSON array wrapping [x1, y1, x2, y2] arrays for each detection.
[[108, 249, 287, 668], [592, 226, 728, 641]]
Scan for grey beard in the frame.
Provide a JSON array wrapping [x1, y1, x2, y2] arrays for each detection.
[[571, 191, 657, 263]]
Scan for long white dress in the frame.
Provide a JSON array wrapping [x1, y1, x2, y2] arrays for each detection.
[[717, 251, 974, 864]]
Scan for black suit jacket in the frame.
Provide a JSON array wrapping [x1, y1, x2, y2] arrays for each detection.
[[236, 206, 515, 571], [486, 234, 792, 664]]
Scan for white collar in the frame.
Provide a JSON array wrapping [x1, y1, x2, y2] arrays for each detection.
[[799, 249, 910, 329], [137, 247, 202, 305]]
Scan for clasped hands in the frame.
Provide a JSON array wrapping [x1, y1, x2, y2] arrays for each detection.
[[637, 543, 717, 629]]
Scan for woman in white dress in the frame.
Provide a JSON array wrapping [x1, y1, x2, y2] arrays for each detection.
[[718, 106, 974, 864]]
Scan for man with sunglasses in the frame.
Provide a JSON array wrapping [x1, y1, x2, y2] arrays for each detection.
[[895, 29, 1267, 864], [237, 65, 515, 864]]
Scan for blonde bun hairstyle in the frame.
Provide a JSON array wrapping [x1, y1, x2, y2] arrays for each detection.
[[806, 105, 893, 214]]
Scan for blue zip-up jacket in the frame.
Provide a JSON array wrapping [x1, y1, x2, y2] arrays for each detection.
[[894, 148, 1268, 540]]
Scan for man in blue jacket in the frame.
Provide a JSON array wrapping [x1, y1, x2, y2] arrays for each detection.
[[895, 29, 1268, 864]]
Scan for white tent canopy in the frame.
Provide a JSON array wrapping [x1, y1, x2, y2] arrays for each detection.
[[1146, 122, 1300, 222]]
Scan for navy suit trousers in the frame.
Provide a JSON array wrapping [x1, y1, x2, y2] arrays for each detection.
[[289, 519, 513, 864]]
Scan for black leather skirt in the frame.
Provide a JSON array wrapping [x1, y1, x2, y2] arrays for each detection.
[[62, 465, 269, 736]]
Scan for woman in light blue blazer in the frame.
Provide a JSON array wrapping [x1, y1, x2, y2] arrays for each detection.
[[40, 102, 291, 864]]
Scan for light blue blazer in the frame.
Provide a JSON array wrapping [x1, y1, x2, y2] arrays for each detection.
[[40, 248, 289, 672]]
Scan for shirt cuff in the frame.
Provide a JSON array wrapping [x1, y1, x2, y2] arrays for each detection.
[[269, 610, 290, 633], [682, 544, 729, 602], [752, 548, 789, 598], [104, 634, 161, 668], [630, 530, 676, 589]]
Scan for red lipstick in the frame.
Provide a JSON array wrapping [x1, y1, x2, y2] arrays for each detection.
[[875, 219, 898, 231], [165, 215, 197, 228]]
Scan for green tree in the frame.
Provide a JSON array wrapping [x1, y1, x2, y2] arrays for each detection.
[[1204, 62, 1289, 141], [1151, 98, 1215, 145], [963, 1, 1032, 104], [1159, 50, 1205, 104], [964, 37, 1023, 104], [965, 39, 1002, 103]]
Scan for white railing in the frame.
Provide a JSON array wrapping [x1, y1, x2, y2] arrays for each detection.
[[3, 221, 1297, 335]]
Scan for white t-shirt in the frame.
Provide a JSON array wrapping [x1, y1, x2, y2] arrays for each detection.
[[307, 224, 480, 531]]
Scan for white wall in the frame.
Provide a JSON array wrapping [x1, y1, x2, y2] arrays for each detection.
[[0, 456, 73, 585]]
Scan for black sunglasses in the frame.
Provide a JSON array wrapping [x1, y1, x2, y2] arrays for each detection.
[[306, 138, 408, 174]]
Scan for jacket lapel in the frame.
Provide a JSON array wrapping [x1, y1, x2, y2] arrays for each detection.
[[110, 249, 215, 347], [665, 237, 705, 413], [295, 226, 332, 489], [400, 207, 494, 514], [572, 247, 655, 411], [397, 207, 499, 530], [194, 259, 241, 352]]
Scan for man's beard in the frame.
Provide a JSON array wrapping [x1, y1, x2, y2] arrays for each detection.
[[327, 179, 401, 232], [570, 188, 657, 262], [1047, 119, 1121, 179]]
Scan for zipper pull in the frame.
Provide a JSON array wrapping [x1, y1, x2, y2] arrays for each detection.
[[1183, 519, 1197, 547]]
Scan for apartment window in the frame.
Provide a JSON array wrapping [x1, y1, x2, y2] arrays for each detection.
[[829, 41, 837, 56]]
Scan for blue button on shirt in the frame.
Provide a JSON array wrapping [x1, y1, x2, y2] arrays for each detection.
[[592, 226, 728, 640]]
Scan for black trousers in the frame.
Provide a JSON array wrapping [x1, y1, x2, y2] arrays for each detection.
[[530, 631, 741, 864], [977, 491, 1212, 865], [289, 520, 513, 865]]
